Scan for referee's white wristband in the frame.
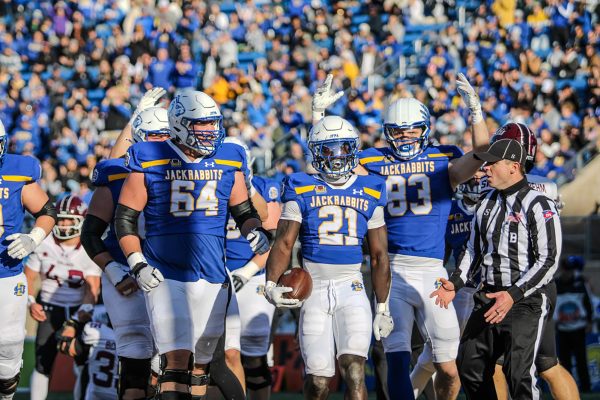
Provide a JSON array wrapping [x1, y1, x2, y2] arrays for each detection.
[[126, 252, 147, 270]]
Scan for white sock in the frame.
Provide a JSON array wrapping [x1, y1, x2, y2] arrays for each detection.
[[30, 370, 49, 400]]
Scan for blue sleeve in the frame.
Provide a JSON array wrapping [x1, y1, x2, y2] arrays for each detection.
[[124, 144, 144, 173], [440, 145, 464, 160], [91, 159, 129, 187], [280, 176, 298, 204], [28, 156, 42, 182]]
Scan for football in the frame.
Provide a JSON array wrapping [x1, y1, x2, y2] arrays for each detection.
[[278, 268, 313, 301]]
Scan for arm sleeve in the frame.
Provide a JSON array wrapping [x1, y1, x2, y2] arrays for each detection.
[[30, 157, 42, 182], [281, 201, 302, 223], [367, 206, 385, 229], [509, 197, 562, 302]]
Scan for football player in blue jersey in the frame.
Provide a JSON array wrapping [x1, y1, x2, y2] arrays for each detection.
[[81, 105, 170, 400], [355, 75, 490, 400], [410, 171, 483, 398], [222, 137, 281, 400], [0, 119, 57, 400], [265, 116, 393, 400], [114, 90, 271, 400]]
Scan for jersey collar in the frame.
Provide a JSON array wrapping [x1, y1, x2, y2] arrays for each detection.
[[316, 174, 358, 190], [167, 140, 205, 164]]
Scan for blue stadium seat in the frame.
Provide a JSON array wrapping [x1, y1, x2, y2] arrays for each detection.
[[87, 88, 106, 103], [220, 2, 237, 14]]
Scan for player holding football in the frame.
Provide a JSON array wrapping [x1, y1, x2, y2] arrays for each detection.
[[0, 119, 56, 400], [314, 74, 488, 399], [25, 195, 101, 400], [115, 90, 270, 399], [265, 116, 393, 400], [81, 100, 171, 400]]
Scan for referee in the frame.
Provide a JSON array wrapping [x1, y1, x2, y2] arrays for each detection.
[[430, 139, 562, 399]]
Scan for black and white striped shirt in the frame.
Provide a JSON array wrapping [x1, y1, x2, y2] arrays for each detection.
[[449, 178, 562, 302]]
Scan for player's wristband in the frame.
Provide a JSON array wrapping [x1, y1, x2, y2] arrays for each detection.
[[127, 252, 147, 270], [27, 295, 37, 307], [29, 227, 47, 247], [376, 303, 389, 314]]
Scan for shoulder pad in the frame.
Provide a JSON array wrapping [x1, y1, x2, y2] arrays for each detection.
[[212, 142, 246, 170], [2, 154, 41, 182], [92, 158, 130, 186], [358, 147, 389, 165], [426, 145, 463, 160]]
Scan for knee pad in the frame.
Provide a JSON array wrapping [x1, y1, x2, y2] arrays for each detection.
[[536, 356, 559, 373], [242, 355, 272, 391], [157, 353, 193, 387], [118, 357, 151, 397], [0, 373, 19, 396], [190, 373, 209, 387]]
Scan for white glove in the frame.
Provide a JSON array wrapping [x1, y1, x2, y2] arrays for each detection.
[[6, 227, 46, 260], [264, 280, 302, 308], [312, 73, 344, 122], [127, 252, 164, 292], [456, 73, 483, 124], [104, 261, 131, 287], [129, 87, 167, 125], [373, 303, 394, 341], [231, 261, 261, 292], [246, 228, 271, 255]]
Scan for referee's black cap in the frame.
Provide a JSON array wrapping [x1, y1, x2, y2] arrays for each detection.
[[474, 139, 527, 164]]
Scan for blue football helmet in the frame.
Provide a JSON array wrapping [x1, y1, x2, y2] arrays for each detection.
[[383, 98, 431, 160]]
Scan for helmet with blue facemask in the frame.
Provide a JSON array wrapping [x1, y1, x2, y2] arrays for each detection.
[[383, 98, 431, 160], [168, 90, 225, 157], [308, 116, 359, 180], [132, 107, 171, 143]]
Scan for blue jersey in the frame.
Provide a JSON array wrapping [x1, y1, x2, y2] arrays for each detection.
[[445, 199, 475, 266], [359, 145, 462, 260], [0, 154, 42, 278], [281, 173, 386, 265], [90, 158, 131, 265], [125, 140, 248, 283], [225, 176, 280, 272]]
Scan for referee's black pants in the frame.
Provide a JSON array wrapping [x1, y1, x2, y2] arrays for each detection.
[[457, 288, 549, 400]]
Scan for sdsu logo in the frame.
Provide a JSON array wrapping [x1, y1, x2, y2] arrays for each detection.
[[351, 281, 364, 292], [132, 115, 143, 130], [269, 186, 279, 201], [256, 285, 265, 296], [13, 283, 26, 296], [170, 97, 186, 117], [434, 278, 443, 290]]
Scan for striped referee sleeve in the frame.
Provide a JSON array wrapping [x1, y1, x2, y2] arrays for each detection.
[[508, 196, 562, 302]]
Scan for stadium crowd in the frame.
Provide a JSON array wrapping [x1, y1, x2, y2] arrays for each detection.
[[0, 0, 597, 198]]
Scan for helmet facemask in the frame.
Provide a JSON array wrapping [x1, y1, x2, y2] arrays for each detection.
[[456, 176, 481, 203], [384, 123, 430, 160], [177, 116, 225, 157], [53, 214, 84, 240], [310, 138, 359, 180]]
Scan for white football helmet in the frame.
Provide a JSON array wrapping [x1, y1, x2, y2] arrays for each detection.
[[132, 107, 170, 143], [53, 195, 87, 239], [223, 136, 254, 166], [0, 119, 6, 158], [308, 116, 359, 179], [383, 98, 431, 160], [168, 91, 224, 156]]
